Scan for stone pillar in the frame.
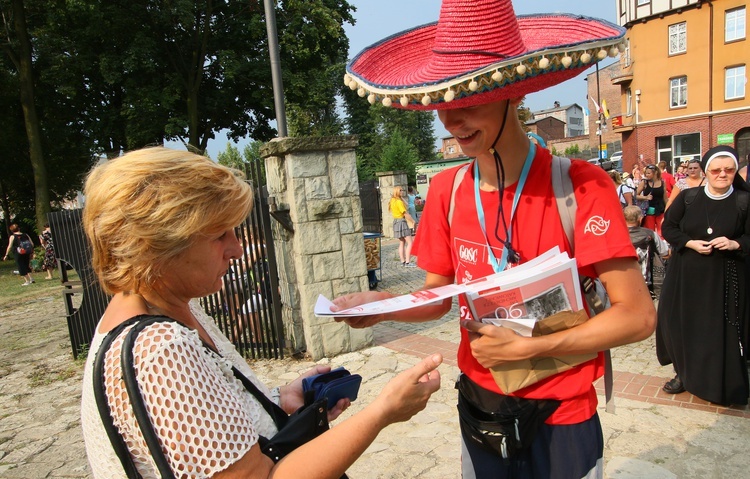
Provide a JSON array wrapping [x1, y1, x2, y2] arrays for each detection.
[[261, 136, 373, 360], [377, 170, 408, 239]]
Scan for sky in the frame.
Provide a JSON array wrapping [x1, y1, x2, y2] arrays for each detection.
[[202, 0, 619, 158]]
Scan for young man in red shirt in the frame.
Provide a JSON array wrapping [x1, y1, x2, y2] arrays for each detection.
[[334, 1, 656, 477]]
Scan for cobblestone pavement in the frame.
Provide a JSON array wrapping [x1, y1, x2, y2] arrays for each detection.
[[0, 239, 748, 478]]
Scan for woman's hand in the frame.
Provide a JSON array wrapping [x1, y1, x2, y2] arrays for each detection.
[[461, 320, 531, 368], [371, 354, 442, 425], [709, 236, 739, 251], [331, 291, 394, 328], [279, 365, 351, 422], [686, 239, 713, 255]]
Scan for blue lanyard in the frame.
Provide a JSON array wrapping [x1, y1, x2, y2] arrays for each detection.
[[473, 140, 536, 272]]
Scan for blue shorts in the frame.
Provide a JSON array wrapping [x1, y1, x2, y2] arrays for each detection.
[[460, 412, 604, 479]]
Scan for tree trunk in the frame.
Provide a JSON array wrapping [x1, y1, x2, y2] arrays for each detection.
[[12, 0, 49, 232]]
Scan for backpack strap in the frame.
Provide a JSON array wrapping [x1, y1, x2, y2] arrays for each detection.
[[551, 156, 575, 250], [447, 164, 470, 227], [551, 156, 615, 414]]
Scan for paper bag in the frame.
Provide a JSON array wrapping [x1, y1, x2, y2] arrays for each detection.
[[489, 310, 597, 394], [405, 215, 416, 229]]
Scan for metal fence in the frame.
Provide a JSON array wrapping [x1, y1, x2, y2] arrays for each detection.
[[49, 209, 110, 359], [52, 160, 284, 360], [359, 179, 382, 233], [198, 160, 285, 359]]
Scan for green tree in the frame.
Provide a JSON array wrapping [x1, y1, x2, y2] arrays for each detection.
[[217, 143, 245, 170], [340, 81, 437, 181], [1, 0, 355, 228], [378, 130, 419, 184], [2, 0, 50, 232], [564, 144, 581, 157]]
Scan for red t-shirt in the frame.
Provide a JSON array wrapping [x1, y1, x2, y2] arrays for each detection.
[[413, 147, 635, 424], [661, 171, 676, 197]]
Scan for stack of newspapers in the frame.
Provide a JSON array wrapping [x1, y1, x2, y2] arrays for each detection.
[[315, 247, 583, 333]]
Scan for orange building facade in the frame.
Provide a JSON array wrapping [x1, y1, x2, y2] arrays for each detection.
[[614, 0, 750, 172]]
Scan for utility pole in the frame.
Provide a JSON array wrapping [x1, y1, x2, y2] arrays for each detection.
[[263, 0, 288, 137], [595, 62, 604, 161]]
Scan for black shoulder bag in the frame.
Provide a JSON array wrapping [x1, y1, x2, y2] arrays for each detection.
[[93, 315, 344, 478]]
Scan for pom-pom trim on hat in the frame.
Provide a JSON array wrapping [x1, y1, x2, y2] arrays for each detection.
[[345, 41, 626, 109]]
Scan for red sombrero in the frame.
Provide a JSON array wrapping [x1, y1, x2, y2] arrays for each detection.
[[344, 0, 626, 110]]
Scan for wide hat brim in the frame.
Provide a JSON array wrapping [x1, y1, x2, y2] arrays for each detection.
[[345, 9, 626, 110]]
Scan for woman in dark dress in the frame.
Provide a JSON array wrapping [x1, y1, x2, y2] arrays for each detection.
[[40, 223, 57, 280], [636, 164, 667, 237], [3, 223, 35, 286], [657, 146, 750, 405]]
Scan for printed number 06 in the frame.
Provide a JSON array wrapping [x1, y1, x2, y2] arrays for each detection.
[[494, 303, 523, 319]]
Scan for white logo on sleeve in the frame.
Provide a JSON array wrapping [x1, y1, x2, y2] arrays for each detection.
[[584, 216, 610, 236]]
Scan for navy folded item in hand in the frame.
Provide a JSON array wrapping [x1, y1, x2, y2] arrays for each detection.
[[302, 367, 362, 409]]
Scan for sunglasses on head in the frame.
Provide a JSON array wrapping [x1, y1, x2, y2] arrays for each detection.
[[645, 165, 657, 170]]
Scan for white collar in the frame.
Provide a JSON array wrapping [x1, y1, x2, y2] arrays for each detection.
[[704, 184, 733, 200]]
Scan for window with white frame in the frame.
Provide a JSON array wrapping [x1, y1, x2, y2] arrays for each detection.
[[726, 65, 746, 100], [669, 22, 687, 55], [637, 0, 649, 5], [670, 76, 687, 108], [624, 39, 631, 67], [726, 7, 746, 42], [626, 88, 633, 116]]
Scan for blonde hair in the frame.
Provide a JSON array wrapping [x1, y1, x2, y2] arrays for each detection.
[[389, 186, 406, 213], [83, 147, 253, 294]]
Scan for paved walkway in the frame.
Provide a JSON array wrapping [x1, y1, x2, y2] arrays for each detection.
[[0, 239, 748, 478]]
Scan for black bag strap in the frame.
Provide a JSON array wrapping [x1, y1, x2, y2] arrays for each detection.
[[95, 314, 296, 478], [120, 317, 178, 479], [93, 315, 150, 479]]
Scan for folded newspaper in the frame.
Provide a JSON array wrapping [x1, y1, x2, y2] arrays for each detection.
[[315, 246, 583, 331]]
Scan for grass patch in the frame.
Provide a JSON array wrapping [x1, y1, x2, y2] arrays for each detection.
[[0, 257, 79, 307], [26, 362, 80, 387]]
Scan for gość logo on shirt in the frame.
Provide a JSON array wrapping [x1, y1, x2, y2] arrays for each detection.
[[458, 244, 479, 264]]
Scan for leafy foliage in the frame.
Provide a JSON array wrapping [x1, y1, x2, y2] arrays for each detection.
[[339, 80, 437, 182], [377, 130, 420, 184], [0, 0, 355, 230]]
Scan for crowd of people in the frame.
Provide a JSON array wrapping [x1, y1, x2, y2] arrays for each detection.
[[609, 146, 749, 407]]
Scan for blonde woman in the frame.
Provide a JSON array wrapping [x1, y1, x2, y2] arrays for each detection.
[[389, 186, 416, 267], [79, 147, 442, 478]]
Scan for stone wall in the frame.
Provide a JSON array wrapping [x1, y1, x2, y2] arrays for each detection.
[[377, 170, 408, 239], [261, 136, 373, 360]]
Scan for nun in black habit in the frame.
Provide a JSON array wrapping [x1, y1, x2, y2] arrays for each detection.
[[656, 145, 750, 406]]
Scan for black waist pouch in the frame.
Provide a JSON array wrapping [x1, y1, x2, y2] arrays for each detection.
[[456, 375, 560, 460]]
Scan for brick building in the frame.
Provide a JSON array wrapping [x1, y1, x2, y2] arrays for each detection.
[[586, 61, 625, 160], [613, 0, 750, 173], [525, 116, 566, 145], [532, 102, 586, 137]]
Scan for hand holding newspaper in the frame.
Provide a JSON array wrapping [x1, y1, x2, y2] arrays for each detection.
[[316, 247, 583, 333], [316, 247, 595, 393]]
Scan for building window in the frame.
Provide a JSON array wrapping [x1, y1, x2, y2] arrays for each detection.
[[673, 133, 701, 163], [626, 88, 633, 116], [670, 76, 687, 108], [624, 39, 631, 67], [726, 7, 746, 42], [726, 65, 746, 100], [637, 0, 649, 5], [669, 22, 687, 55], [657, 136, 673, 167]]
